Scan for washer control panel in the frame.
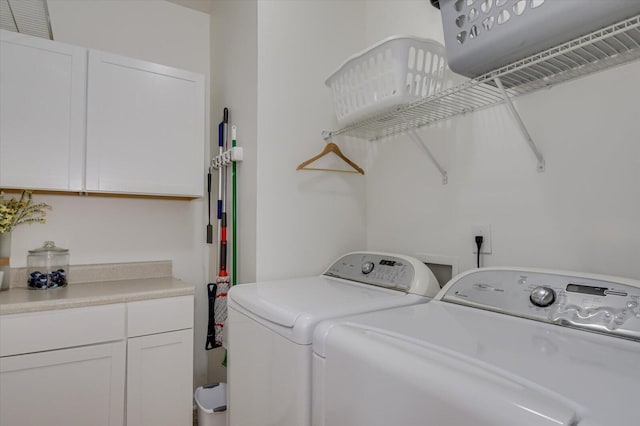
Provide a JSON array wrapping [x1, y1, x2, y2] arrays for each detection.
[[439, 269, 640, 341], [324, 252, 440, 298]]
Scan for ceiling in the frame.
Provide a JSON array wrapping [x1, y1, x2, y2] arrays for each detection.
[[0, 0, 213, 42]]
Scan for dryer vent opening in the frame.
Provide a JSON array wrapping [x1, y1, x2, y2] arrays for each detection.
[[424, 262, 452, 288], [416, 253, 459, 289]]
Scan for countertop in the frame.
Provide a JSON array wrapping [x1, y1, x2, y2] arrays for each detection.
[[0, 277, 194, 315], [0, 261, 194, 315]]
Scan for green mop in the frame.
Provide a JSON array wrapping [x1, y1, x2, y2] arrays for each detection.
[[222, 125, 239, 368]]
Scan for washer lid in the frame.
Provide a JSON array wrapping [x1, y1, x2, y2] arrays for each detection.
[[317, 316, 578, 426], [313, 301, 640, 425], [228, 275, 426, 345]]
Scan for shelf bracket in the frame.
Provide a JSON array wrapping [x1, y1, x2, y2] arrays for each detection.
[[400, 113, 448, 184], [407, 129, 448, 185], [494, 77, 545, 172]]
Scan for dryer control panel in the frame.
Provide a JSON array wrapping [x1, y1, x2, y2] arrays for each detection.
[[324, 252, 440, 298], [439, 268, 640, 341]]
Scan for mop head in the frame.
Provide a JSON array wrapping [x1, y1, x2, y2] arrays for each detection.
[[206, 275, 230, 350], [213, 275, 230, 347]]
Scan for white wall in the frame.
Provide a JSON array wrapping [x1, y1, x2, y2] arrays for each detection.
[[255, 0, 368, 281], [365, 0, 445, 44], [364, 1, 640, 280], [9, 0, 212, 388], [206, 0, 369, 382], [49, 0, 209, 71], [206, 0, 639, 383], [210, 0, 258, 287], [208, 0, 259, 382]]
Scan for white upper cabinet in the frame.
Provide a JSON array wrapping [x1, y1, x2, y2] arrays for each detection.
[[0, 30, 86, 191], [86, 50, 205, 197], [0, 30, 205, 198]]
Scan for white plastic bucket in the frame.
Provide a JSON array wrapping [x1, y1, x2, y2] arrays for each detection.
[[195, 383, 227, 426]]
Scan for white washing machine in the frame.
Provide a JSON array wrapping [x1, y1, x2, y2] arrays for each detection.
[[226, 251, 441, 426], [312, 267, 640, 426]]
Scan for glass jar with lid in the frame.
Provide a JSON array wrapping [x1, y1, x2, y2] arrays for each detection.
[[27, 241, 69, 289]]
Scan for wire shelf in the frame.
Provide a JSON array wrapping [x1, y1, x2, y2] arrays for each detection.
[[330, 15, 640, 141]]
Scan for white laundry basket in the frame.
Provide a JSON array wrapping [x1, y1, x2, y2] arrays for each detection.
[[195, 383, 227, 426], [326, 35, 448, 126]]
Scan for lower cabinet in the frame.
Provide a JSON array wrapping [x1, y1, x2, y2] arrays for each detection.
[[0, 341, 126, 426], [126, 329, 194, 426], [125, 296, 194, 426], [0, 295, 194, 426]]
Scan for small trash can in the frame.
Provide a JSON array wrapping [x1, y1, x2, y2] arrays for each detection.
[[195, 383, 227, 426]]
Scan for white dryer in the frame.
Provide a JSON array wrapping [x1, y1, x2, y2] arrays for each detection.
[[312, 267, 640, 426], [226, 251, 441, 426]]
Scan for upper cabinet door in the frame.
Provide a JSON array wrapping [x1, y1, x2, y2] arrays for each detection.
[[0, 30, 86, 191], [86, 50, 205, 197]]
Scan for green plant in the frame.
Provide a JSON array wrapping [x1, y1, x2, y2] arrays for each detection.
[[0, 191, 51, 233]]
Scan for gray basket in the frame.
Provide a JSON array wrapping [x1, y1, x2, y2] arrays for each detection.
[[439, 0, 640, 78]]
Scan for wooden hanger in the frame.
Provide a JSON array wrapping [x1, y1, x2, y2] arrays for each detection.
[[296, 140, 364, 175]]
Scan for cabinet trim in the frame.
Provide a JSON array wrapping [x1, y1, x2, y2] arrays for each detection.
[[0, 188, 198, 200]]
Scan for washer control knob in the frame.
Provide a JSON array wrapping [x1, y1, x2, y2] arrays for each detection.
[[361, 261, 375, 275], [530, 286, 556, 307]]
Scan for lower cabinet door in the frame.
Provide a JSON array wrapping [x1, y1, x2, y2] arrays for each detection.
[[0, 341, 126, 426], [126, 329, 194, 426]]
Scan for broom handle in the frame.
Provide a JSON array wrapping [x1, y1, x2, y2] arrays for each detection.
[[232, 125, 238, 286]]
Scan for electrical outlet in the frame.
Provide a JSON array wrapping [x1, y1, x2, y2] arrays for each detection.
[[472, 224, 492, 254]]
